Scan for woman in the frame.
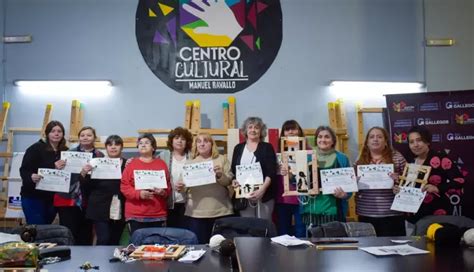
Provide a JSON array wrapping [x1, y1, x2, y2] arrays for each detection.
[[20, 120, 68, 224], [166, 127, 193, 228], [85, 135, 126, 245], [275, 120, 306, 237], [301, 126, 351, 230], [176, 133, 233, 244], [54, 126, 104, 245], [406, 126, 464, 223], [355, 127, 407, 236], [231, 117, 277, 220], [121, 133, 171, 235]]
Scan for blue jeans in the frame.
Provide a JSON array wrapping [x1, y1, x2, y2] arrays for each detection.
[[21, 197, 56, 224], [275, 203, 305, 237]]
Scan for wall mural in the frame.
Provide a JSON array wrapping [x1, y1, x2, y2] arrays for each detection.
[[136, 0, 283, 93]]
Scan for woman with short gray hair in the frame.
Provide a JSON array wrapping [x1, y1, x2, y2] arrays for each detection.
[[231, 117, 277, 220]]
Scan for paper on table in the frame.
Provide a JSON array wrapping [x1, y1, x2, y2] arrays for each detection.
[[360, 244, 429, 256], [178, 249, 206, 263], [271, 235, 314, 247], [390, 240, 412, 244]]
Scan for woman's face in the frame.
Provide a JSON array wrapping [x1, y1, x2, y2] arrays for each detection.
[[284, 128, 300, 137], [317, 130, 334, 151], [246, 123, 261, 141], [79, 129, 95, 147], [172, 135, 186, 153], [408, 132, 430, 157], [106, 142, 123, 158], [138, 138, 154, 156], [196, 135, 212, 157], [367, 129, 386, 152], [48, 126, 64, 145]]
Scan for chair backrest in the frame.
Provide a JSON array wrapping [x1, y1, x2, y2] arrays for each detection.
[[12, 224, 74, 245], [211, 217, 277, 239], [413, 215, 474, 236], [309, 221, 376, 238], [130, 227, 198, 245]]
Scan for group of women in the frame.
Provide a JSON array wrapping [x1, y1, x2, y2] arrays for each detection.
[[19, 117, 465, 245]]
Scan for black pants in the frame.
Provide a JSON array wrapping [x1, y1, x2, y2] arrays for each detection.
[[167, 203, 187, 229], [358, 215, 406, 237], [128, 220, 166, 236], [57, 206, 93, 245], [94, 220, 125, 245]]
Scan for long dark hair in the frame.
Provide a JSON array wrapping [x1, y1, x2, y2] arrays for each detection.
[[44, 120, 68, 151]]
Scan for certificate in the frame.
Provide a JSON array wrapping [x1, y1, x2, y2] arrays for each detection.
[[320, 167, 358, 195], [182, 161, 216, 187], [357, 164, 394, 190], [236, 162, 263, 185], [90, 158, 122, 179], [61, 151, 93, 174], [36, 168, 71, 193], [134, 170, 167, 190], [390, 186, 426, 213]]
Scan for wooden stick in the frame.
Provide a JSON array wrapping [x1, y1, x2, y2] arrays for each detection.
[[0, 102, 11, 140], [228, 96, 236, 128], [184, 100, 193, 129], [41, 104, 53, 138], [191, 100, 201, 130]]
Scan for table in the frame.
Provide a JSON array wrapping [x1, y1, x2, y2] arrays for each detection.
[[43, 245, 233, 272], [234, 237, 474, 272]]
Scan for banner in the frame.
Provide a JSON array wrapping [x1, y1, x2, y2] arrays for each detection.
[[386, 90, 474, 219]]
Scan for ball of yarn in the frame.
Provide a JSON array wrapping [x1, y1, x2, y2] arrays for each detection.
[[463, 228, 474, 247], [427, 223, 443, 241], [209, 234, 225, 249]]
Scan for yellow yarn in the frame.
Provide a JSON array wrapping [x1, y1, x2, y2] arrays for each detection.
[[427, 223, 443, 241]]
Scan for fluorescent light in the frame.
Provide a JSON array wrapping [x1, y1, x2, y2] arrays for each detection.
[[14, 80, 113, 98], [329, 81, 425, 95]]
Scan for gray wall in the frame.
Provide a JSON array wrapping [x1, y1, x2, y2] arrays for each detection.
[[424, 0, 474, 91], [2, 0, 425, 161]]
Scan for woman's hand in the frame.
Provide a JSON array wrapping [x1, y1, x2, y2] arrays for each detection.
[[333, 187, 347, 199], [175, 181, 186, 192], [140, 190, 155, 200], [214, 165, 223, 179], [422, 184, 439, 194], [80, 164, 93, 177], [392, 184, 400, 194], [153, 188, 166, 197], [232, 179, 240, 188], [389, 172, 400, 184], [55, 160, 66, 170], [248, 187, 266, 201], [31, 173, 42, 184]]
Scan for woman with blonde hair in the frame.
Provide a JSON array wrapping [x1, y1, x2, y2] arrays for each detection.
[[176, 133, 233, 243], [355, 126, 406, 236]]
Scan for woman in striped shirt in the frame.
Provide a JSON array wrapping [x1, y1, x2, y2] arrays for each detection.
[[355, 127, 407, 236]]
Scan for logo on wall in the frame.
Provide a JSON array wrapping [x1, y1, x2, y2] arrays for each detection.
[[393, 132, 407, 144], [392, 101, 415, 113], [136, 0, 283, 93], [445, 101, 474, 109], [455, 113, 474, 125]]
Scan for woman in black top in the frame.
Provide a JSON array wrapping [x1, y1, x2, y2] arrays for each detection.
[[85, 135, 126, 245], [20, 120, 68, 224], [231, 117, 277, 220]]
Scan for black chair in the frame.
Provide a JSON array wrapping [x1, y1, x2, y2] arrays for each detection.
[[309, 221, 376, 238], [130, 227, 198, 245], [12, 224, 74, 245], [211, 217, 277, 239]]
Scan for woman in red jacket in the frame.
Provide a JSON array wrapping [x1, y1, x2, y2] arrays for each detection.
[[121, 133, 171, 234]]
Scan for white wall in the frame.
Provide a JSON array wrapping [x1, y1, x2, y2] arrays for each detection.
[[2, 0, 425, 162]]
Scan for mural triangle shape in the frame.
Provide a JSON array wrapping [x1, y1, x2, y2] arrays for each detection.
[[257, 1, 268, 13], [256, 37, 261, 50], [158, 2, 174, 16], [247, 3, 257, 30], [148, 8, 157, 17], [240, 35, 254, 51], [153, 30, 169, 44]]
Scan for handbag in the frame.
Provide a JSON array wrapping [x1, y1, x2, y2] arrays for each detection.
[[232, 195, 248, 211]]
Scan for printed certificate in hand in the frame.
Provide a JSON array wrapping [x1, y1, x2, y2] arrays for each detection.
[[36, 168, 71, 193], [320, 167, 358, 195], [236, 162, 263, 185], [90, 158, 122, 179], [182, 161, 216, 187], [390, 186, 426, 213], [134, 170, 167, 190], [61, 151, 93, 174], [357, 164, 394, 190]]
